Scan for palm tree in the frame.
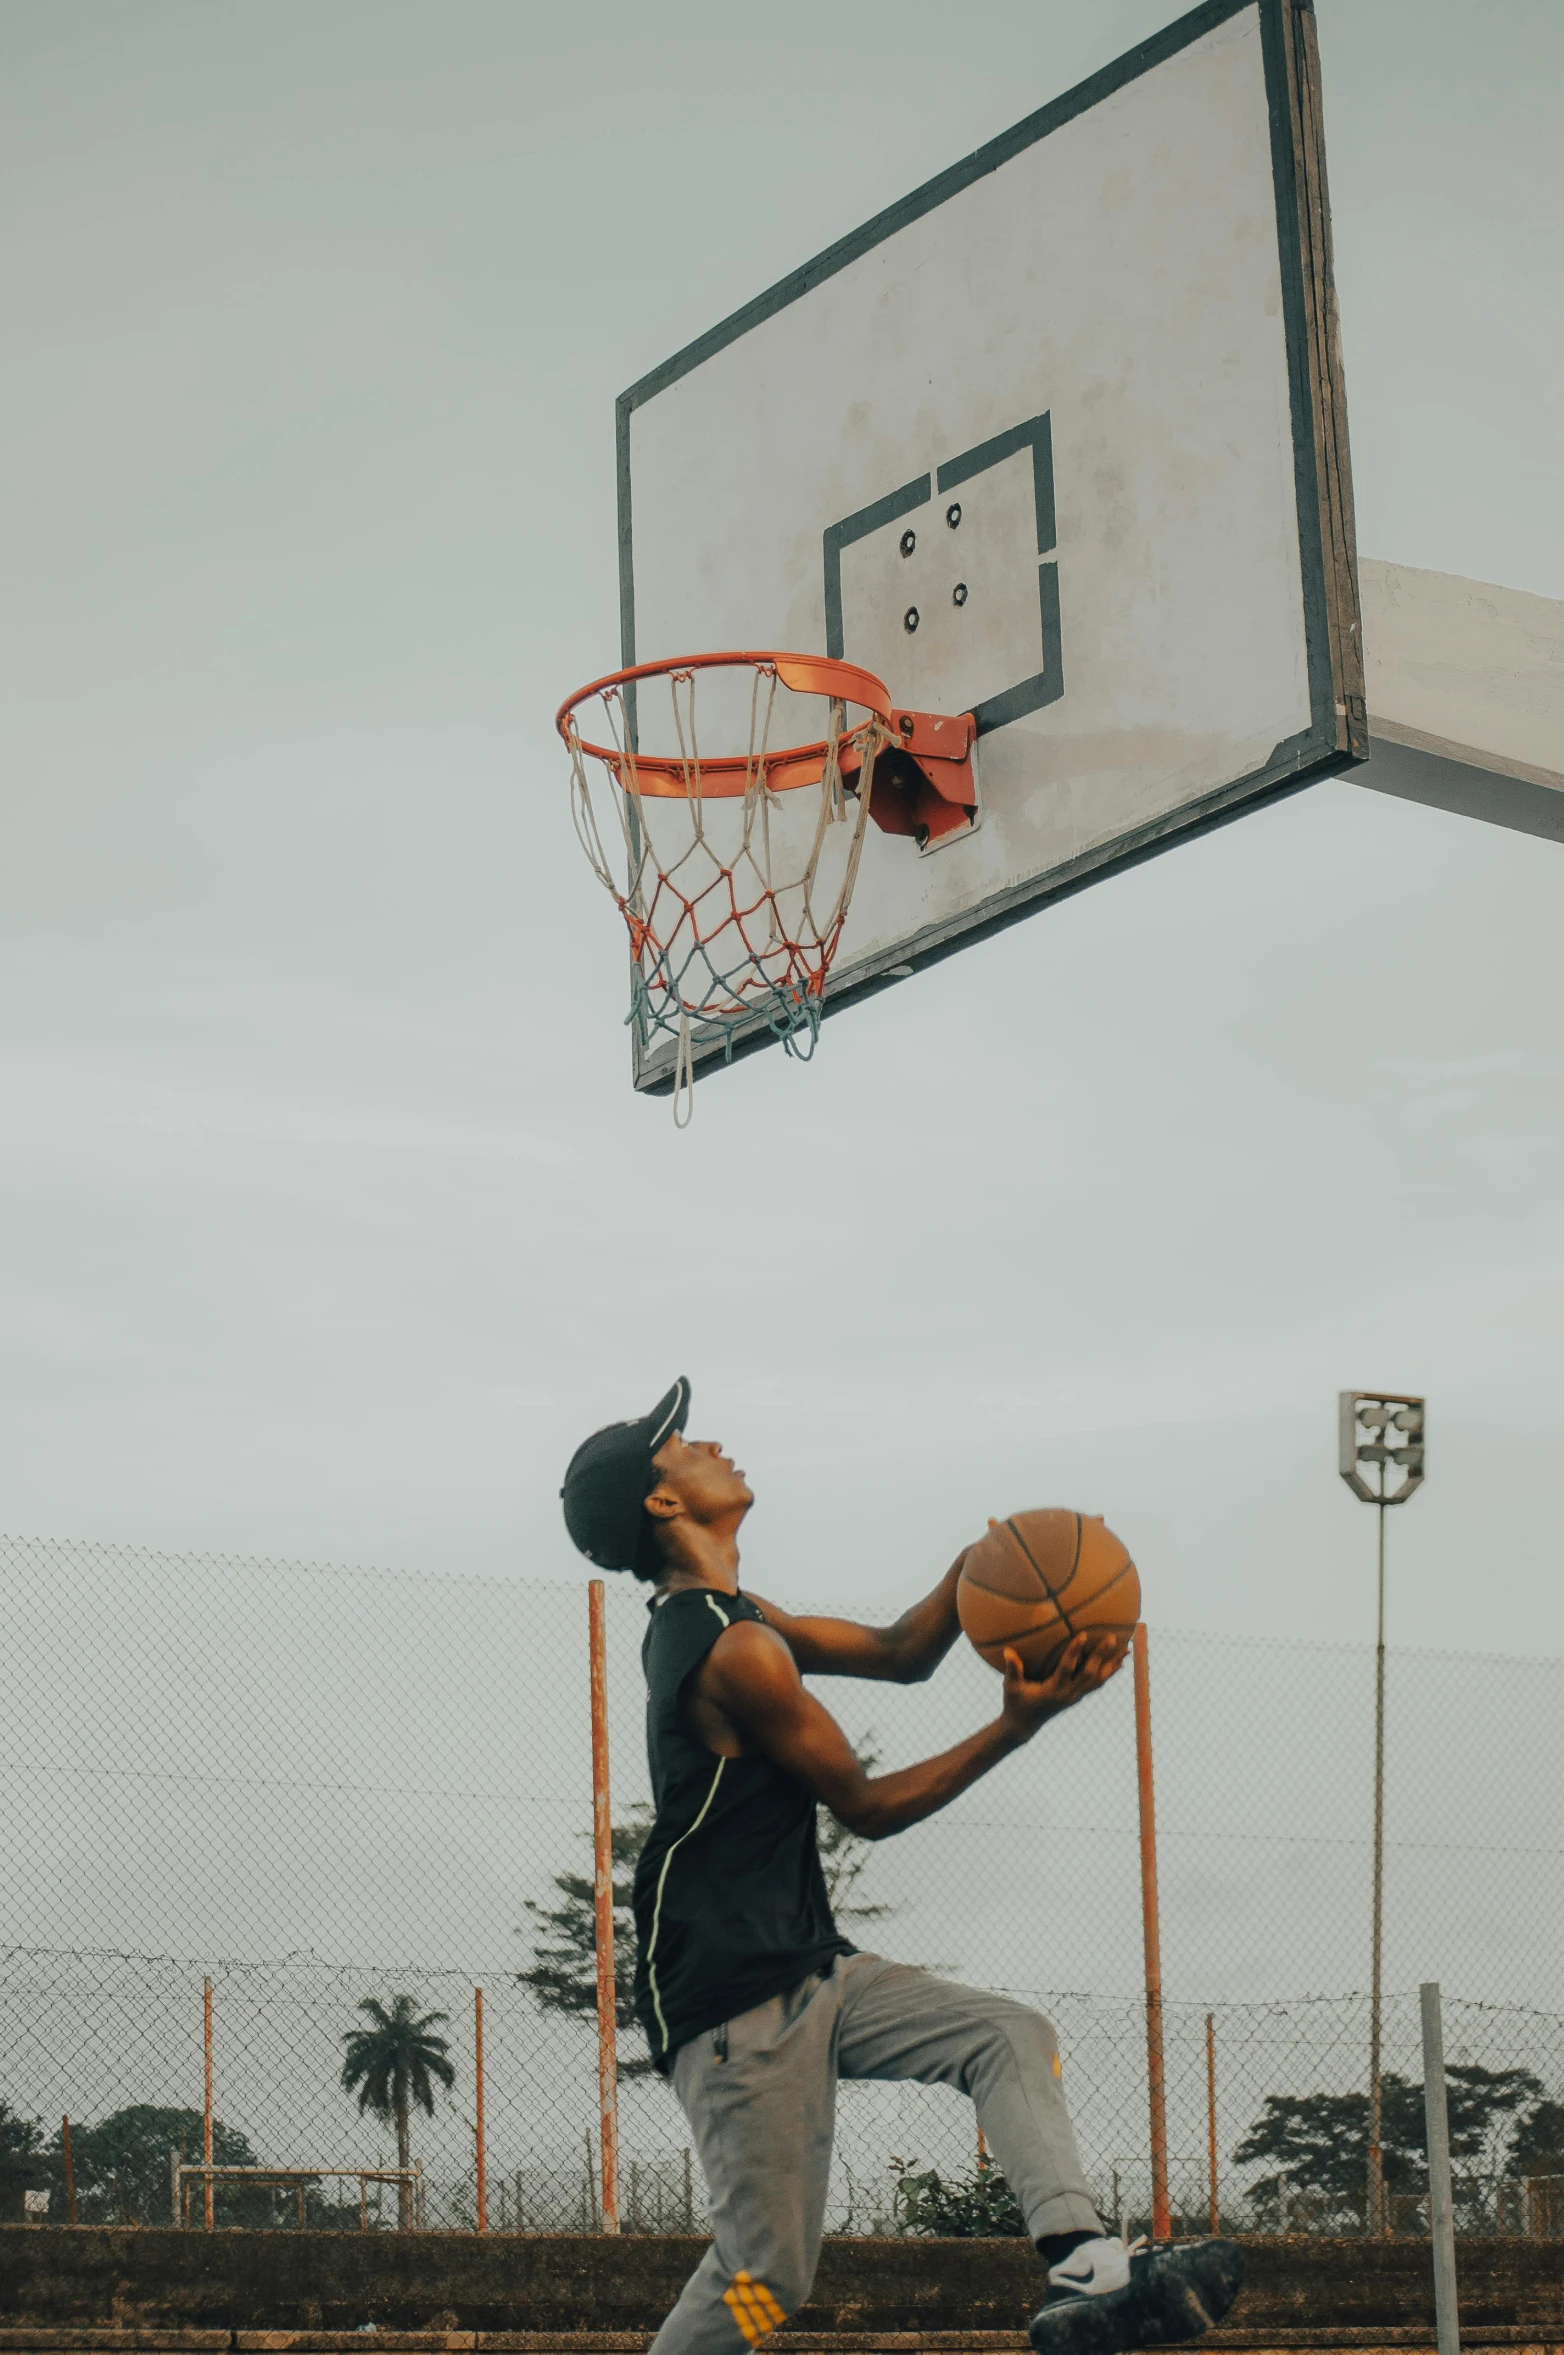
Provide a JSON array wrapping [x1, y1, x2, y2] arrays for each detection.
[[340, 1996, 454, 2229]]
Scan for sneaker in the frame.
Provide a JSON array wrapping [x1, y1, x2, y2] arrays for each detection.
[[1029, 2236, 1245, 2355]]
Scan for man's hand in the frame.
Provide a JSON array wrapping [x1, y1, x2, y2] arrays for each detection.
[[999, 1630, 1129, 1743]]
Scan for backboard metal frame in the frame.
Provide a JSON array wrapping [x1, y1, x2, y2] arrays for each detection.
[[617, 0, 1365, 1095]]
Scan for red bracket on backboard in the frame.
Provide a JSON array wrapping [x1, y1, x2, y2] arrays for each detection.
[[840, 708, 979, 849]]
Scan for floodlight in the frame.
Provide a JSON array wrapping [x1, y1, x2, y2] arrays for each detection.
[[1338, 1391, 1425, 1505]]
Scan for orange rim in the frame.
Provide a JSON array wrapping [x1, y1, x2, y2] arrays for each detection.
[[556, 650, 892, 799]]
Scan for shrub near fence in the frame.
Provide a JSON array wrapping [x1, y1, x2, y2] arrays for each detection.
[[1, 1536, 1561, 2234]]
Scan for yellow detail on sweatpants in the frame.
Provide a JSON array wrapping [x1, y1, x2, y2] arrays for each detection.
[[1052, 2050, 1063, 2078], [723, 2271, 786, 2344]]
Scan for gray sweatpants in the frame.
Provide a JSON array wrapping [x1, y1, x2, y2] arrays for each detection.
[[652, 1954, 1102, 2355]]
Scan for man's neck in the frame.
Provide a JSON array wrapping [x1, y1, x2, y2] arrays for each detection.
[[654, 1537, 741, 1601]]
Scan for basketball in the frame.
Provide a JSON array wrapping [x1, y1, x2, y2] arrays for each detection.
[[957, 1510, 1140, 1678]]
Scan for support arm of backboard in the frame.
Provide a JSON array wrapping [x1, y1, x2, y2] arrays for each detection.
[[1357, 561, 1564, 847], [840, 707, 979, 849]]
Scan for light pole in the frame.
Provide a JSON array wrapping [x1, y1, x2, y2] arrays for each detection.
[[1338, 1390, 1426, 2237]]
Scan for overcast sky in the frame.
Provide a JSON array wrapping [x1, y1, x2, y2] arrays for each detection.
[[2, 0, 1561, 1661]]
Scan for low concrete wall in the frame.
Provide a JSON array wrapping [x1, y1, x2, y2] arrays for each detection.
[[1, 2229, 1561, 2338]]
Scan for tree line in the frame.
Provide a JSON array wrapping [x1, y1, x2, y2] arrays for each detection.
[[1234, 2067, 1564, 2227], [885, 2071, 1564, 2238], [6, 1792, 1559, 2234], [0, 1994, 454, 2228], [1, 1779, 888, 2225]]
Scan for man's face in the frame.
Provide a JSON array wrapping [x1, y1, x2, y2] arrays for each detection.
[[647, 1431, 753, 1532]]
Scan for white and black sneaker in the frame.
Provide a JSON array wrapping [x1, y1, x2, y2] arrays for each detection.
[[1029, 2235, 1245, 2355]]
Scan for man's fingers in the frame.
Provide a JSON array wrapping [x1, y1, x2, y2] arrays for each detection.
[[997, 1626, 1132, 1744], [1050, 1631, 1127, 1692], [1004, 1628, 1124, 1698]]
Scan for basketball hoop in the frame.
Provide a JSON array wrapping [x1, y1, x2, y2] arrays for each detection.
[[560, 650, 980, 1121], [559, 652, 895, 1122]]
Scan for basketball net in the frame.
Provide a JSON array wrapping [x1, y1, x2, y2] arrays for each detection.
[[561, 656, 891, 1124]]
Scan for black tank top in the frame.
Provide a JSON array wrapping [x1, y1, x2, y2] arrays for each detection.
[[631, 1586, 852, 2072]]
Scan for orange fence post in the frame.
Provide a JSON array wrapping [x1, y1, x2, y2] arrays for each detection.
[[588, 1579, 621, 2234], [202, 1978, 214, 2232], [1206, 2011, 1220, 2233], [474, 1985, 488, 2233], [1132, 1626, 1171, 2241]]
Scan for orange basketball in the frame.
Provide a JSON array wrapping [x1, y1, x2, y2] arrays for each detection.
[[957, 1509, 1140, 1678]]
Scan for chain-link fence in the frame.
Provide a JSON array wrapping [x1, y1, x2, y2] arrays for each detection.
[[2, 1536, 1561, 2237]]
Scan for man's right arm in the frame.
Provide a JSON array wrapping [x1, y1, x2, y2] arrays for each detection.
[[746, 1553, 968, 1685], [694, 1619, 1126, 1840]]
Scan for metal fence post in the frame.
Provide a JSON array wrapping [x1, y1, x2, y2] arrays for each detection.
[[588, 1580, 621, 2234], [1421, 1983, 1461, 2355], [1205, 2012, 1220, 2234], [62, 2118, 78, 2226], [1132, 1625, 1171, 2240], [202, 1977, 214, 2232], [474, 1985, 487, 2234]]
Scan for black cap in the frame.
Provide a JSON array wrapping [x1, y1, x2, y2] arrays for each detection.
[[560, 1377, 691, 1572]]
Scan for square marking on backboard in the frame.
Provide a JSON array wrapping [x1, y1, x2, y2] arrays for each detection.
[[829, 416, 1062, 728]]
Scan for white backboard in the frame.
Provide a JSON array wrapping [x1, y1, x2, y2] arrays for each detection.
[[618, 0, 1363, 1091]]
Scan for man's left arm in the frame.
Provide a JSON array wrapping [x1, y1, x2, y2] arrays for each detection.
[[748, 1551, 968, 1684]]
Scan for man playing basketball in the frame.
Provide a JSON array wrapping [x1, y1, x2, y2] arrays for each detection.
[[562, 1378, 1242, 2355]]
